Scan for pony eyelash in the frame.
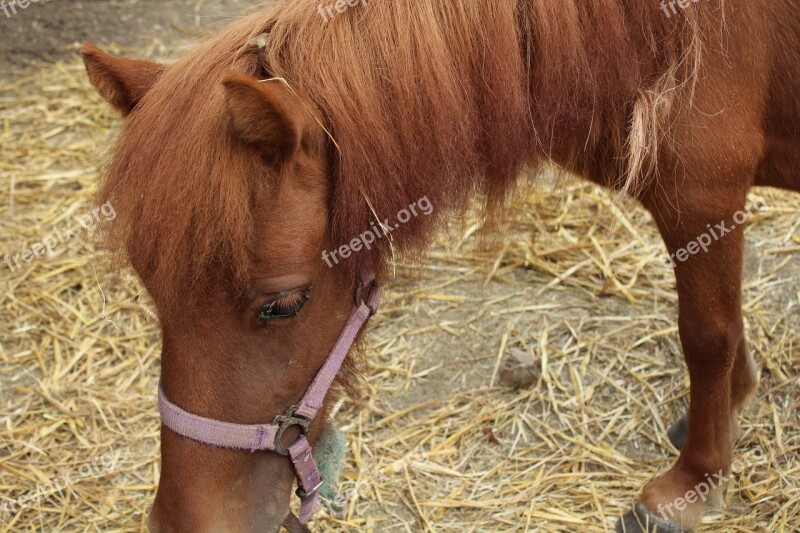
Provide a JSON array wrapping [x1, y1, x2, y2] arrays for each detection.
[[271, 289, 309, 315], [257, 286, 313, 325]]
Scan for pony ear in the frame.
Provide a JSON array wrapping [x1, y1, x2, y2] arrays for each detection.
[[222, 71, 300, 164], [81, 42, 165, 116]]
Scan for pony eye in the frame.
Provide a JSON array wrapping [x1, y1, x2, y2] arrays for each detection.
[[257, 286, 313, 325]]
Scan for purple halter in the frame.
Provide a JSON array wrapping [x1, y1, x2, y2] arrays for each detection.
[[157, 271, 380, 525]]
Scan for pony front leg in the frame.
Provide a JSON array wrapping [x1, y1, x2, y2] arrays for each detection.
[[618, 193, 751, 532]]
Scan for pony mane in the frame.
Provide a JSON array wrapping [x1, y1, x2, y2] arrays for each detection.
[[100, 0, 714, 305]]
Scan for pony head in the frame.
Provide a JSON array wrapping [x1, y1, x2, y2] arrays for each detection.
[[83, 34, 359, 531]]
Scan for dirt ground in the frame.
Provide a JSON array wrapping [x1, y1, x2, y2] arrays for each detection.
[[0, 0, 265, 71], [1, 2, 798, 532]]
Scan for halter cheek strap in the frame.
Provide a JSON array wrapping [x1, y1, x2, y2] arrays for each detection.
[[157, 271, 380, 524]]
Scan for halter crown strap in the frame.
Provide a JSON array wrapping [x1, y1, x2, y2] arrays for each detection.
[[157, 271, 380, 524]]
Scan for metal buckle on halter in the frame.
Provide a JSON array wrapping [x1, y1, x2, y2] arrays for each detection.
[[295, 478, 325, 499], [273, 405, 311, 456]]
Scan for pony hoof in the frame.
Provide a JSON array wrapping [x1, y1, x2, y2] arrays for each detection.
[[667, 415, 689, 450], [616, 503, 690, 532]]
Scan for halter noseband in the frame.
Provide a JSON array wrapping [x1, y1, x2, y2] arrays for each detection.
[[157, 270, 380, 525]]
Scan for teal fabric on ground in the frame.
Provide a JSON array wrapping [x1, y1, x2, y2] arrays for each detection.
[[313, 427, 347, 509]]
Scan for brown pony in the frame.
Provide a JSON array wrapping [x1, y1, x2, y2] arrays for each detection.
[[81, 0, 800, 531]]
